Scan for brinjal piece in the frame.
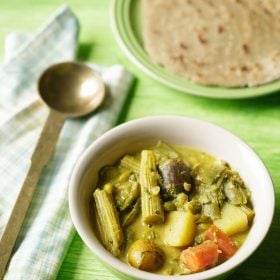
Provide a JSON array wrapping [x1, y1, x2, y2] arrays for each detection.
[[159, 159, 192, 199]]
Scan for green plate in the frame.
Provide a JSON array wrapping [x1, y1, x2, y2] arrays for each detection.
[[111, 0, 280, 99]]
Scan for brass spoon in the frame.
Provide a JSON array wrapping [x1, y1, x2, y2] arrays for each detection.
[[0, 61, 105, 277]]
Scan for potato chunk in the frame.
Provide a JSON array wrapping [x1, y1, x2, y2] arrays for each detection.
[[163, 211, 196, 247], [214, 203, 248, 236]]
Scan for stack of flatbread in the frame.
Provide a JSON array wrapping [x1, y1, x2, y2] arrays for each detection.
[[143, 0, 280, 87]]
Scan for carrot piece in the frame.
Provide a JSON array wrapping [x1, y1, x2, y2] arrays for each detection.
[[180, 241, 219, 272], [205, 224, 237, 258]]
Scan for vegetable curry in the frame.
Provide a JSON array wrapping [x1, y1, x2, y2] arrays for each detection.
[[92, 141, 254, 275]]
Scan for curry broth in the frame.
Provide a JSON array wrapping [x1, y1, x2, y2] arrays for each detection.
[[92, 142, 252, 275]]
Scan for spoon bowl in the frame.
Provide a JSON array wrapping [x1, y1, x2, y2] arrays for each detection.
[[38, 62, 105, 116]]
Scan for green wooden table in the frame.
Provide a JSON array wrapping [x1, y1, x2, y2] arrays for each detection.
[[1, 1, 279, 279]]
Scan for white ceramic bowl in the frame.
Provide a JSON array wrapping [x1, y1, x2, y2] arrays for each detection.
[[69, 116, 275, 280]]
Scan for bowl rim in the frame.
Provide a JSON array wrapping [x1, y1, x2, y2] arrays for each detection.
[[69, 115, 275, 280]]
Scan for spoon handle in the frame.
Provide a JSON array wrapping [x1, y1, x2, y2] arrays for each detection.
[[0, 109, 66, 278]]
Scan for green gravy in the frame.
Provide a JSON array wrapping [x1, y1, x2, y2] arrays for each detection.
[[92, 142, 253, 275]]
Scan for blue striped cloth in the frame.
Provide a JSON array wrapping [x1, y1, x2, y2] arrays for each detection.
[[0, 5, 132, 279]]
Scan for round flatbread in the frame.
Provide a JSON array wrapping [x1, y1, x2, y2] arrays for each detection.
[[143, 0, 280, 87]]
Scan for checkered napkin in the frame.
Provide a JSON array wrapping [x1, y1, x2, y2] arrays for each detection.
[[0, 5, 132, 280]]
